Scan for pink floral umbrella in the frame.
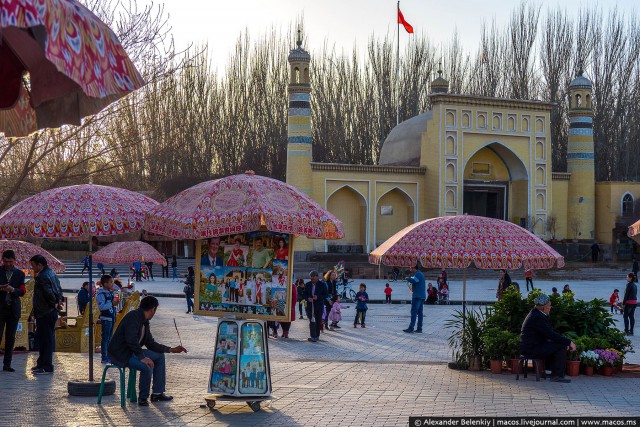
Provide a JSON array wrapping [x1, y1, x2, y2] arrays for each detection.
[[369, 215, 564, 312], [0, 239, 65, 273], [0, 0, 145, 137], [92, 241, 167, 266], [0, 184, 158, 240], [143, 171, 344, 240]]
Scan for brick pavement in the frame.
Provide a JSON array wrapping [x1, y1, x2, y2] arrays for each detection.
[[0, 297, 638, 426]]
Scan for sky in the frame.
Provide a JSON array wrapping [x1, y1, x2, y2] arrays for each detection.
[[163, 0, 636, 71]]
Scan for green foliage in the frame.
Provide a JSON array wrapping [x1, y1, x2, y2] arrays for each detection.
[[446, 308, 486, 369]]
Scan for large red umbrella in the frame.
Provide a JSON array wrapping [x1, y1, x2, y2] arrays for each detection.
[[143, 171, 344, 240], [369, 215, 564, 315], [0, 239, 65, 273], [0, 0, 145, 137], [0, 184, 157, 385], [93, 241, 167, 266], [0, 184, 157, 240]]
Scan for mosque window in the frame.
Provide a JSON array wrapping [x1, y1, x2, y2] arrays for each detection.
[[622, 193, 634, 217], [295, 67, 300, 83], [576, 94, 582, 107]]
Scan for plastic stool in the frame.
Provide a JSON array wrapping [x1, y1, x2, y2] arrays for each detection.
[[97, 365, 137, 407], [516, 356, 546, 381]]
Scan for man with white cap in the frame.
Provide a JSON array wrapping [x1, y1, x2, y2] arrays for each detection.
[[520, 293, 576, 383]]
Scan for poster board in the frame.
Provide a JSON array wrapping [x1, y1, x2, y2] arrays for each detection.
[[195, 231, 293, 321]]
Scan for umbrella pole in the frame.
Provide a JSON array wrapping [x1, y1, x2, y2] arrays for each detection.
[[462, 269, 467, 330], [88, 253, 94, 382]]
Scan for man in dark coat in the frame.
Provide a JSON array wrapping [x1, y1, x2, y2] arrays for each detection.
[[590, 242, 600, 263], [520, 294, 575, 383], [0, 250, 26, 372], [30, 254, 64, 375], [108, 296, 187, 406], [302, 270, 327, 342]]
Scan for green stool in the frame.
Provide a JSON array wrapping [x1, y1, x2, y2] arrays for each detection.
[[97, 364, 137, 407]]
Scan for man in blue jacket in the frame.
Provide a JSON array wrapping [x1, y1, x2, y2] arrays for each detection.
[[404, 264, 426, 333]]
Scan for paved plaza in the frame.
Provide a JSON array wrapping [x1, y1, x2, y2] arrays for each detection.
[[0, 292, 638, 426]]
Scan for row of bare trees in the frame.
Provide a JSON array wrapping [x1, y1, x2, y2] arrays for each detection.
[[2, 2, 640, 208]]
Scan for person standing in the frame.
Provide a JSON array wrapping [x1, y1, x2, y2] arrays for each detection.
[[81, 255, 90, 275], [323, 270, 339, 331], [496, 270, 512, 301], [590, 242, 600, 263], [353, 284, 369, 328], [520, 294, 575, 383], [0, 250, 26, 372], [146, 262, 155, 281], [296, 278, 306, 319], [162, 255, 169, 278], [623, 272, 638, 336], [524, 268, 534, 292], [303, 271, 327, 342], [171, 256, 178, 281], [97, 275, 117, 364], [77, 282, 91, 315], [404, 264, 426, 333], [107, 296, 187, 406], [30, 254, 64, 375], [384, 283, 393, 304], [182, 267, 195, 314]]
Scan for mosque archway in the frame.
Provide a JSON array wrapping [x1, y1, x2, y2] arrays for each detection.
[[326, 186, 368, 253], [375, 188, 415, 246], [462, 142, 529, 222]]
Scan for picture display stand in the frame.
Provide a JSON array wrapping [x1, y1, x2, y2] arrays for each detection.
[[205, 318, 272, 412], [196, 231, 293, 411]]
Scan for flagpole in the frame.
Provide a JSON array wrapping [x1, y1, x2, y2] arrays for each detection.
[[396, 1, 400, 126]]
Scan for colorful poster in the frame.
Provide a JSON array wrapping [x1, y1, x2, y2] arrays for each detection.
[[196, 231, 292, 320], [239, 323, 268, 394], [209, 321, 238, 394]]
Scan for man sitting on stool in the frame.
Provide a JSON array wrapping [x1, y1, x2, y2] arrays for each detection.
[[520, 294, 575, 383], [107, 296, 187, 406]]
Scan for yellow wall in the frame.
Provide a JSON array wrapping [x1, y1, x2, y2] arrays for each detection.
[[375, 189, 414, 245], [463, 148, 511, 181], [595, 182, 640, 244], [551, 179, 569, 240], [511, 181, 529, 223], [326, 187, 366, 247]]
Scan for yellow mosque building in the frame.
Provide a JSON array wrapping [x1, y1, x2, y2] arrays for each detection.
[[285, 39, 640, 261]]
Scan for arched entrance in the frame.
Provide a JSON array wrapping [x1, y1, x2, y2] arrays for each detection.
[[327, 186, 367, 253], [375, 188, 415, 246], [463, 143, 529, 222]]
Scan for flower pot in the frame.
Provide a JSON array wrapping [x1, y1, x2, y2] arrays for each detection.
[[584, 366, 594, 376], [510, 359, 521, 374], [602, 366, 613, 377], [469, 355, 482, 371], [566, 360, 580, 377], [490, 359, 502, 374]]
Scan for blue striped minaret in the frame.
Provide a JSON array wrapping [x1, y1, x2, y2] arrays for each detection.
[[566, 72, 595, 240]]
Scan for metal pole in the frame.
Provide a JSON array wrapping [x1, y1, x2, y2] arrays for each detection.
[[88, 239, 94, 382]]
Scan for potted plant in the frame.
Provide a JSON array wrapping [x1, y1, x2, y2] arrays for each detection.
[[446, 308, 486, 371], [506, 333, 522, 374], [566, 339, 583, 377], [580, 350, 599, 376], [482, 329, 511, 374], [595, 349, 619, 376]]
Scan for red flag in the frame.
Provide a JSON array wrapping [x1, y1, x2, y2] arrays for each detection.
[[398, 8, 414, 34]]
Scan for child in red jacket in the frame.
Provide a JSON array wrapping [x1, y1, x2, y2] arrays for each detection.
[[610, 289, 623, 314]]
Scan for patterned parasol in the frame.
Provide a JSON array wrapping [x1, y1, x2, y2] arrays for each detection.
[[0, 0, 145, 137], [92, 241, 167, 266], [143, 171, 344, 240], [0, 239, 65, 273], [369, 215, 564, 269], [0, 184, 158, 240]]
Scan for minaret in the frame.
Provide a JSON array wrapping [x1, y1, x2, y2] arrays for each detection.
[[286, 31, 313, 251], [285, 31, 312, 196], [566, 71, 595, 240]]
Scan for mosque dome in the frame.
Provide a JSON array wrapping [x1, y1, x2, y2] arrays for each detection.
[[430, 69, 449, 94], [378, 111, 432, 166], [288, 38, 310, 62], [569, 73, 592, 89]]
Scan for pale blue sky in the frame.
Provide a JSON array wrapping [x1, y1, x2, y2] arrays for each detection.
[[164, 0, 635, 70]]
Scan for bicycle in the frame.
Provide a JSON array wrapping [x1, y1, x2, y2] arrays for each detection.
[[336, 280, 357, 303]]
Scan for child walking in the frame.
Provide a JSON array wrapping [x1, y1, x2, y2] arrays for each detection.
[[354, 283, 369, 328], [328, 295, 349, 330], [610, 289, 623, 314], [384, 283, 392, 304]]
